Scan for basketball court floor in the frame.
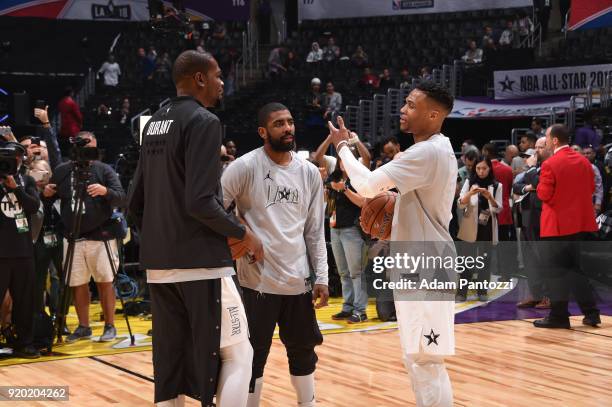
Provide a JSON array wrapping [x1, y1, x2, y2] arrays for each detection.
[[1, 279, 611, 406]]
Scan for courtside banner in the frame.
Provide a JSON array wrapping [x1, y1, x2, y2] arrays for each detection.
[[494, 64, 612, 100], [298, 0, 532, 21]]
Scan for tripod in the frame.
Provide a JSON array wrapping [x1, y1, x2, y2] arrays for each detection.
[[52, 161, 135, 350]]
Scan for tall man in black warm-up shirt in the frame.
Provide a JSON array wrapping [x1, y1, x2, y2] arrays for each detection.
[[128, 50, 262, 407], [0, 138, 41, 358]]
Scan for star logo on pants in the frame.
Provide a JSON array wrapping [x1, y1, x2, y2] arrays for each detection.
[[424, 329, 440, 346]]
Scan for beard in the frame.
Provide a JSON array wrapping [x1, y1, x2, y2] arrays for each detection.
[[268, 133, 295, 152]]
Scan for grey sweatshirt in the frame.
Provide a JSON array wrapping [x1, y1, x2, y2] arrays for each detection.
[[221, 147, 328, 295]]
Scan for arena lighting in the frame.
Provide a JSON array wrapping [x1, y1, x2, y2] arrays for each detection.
[[297, 150, 310, 160]]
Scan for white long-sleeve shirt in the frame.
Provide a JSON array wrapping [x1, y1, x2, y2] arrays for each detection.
[[221, 147, 328, 295], [338, 133, 457, 242]]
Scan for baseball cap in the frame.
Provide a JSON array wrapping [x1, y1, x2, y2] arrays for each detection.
[[520, 148, 536, 157]]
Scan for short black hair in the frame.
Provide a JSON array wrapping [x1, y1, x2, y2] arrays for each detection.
[[532, 117, 545, 126], [482, 143, 498, 159], [415, 81, 454, 112], [550, 124, 570, 144], [172, 50, 216, 85], [521, 132, 537, 144], [257, 103, 289, 127]]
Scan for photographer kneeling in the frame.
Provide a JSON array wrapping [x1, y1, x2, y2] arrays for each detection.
[[0, 130, 41, 358], [43, 131, 125, 343]]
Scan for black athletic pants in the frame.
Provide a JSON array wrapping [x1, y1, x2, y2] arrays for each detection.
[[242, 287, 323, 392], [149, 279, 222, 407], [0, 257, 35, 349]]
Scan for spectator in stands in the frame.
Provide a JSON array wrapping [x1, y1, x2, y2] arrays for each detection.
[[574, 146, 604, 215], [574, 112, 601, 149], [285, 50, 300, 75], [224, 139, 237, 159], [326, 157, 369, 323], [398, 68, 412, 89], [458, 147, 479, 186], [376, 136, 401, 168], [267, 46, 287, 78], [323, 82, 342, 120], [306, 42, 323, 63], [117, 98, 130, 126], [378, 68, 395, 91], [350, 45, 368, 67], [155, 52, 173, 85], [516, 11, 534, 47], [583, 146, 608, 200], [482, 25, 496, 47], [305, 78, 325, 137], [322, 37, 341, 62], [462, 40, 483, 64], [147, 46, 158, 64], [503, 144, 519, 166], [419, 66, 432, 81], [359, 67, 379, 89], [535, 0, 552, 41], [457, 156, 503, 302], [513, 133, 537, 175], [531, 117, 545, 138], [483, 38, 498, 62], [513, 137, 551, 309], [212, 22, 227, 41], [482, 143, 515, 248], [97, 54, 121, 88], [137, 47, 156, 86], [499, 20, 517, 49], [58, 86, 83, 153]]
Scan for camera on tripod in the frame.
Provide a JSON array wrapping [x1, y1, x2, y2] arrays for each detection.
[[69, 135, 99, 164]]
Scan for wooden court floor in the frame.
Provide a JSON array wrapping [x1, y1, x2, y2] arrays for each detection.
[[1, 316, 611, 406]]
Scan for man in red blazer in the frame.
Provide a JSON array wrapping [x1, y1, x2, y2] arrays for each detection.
[[534, 124, 600, 329]]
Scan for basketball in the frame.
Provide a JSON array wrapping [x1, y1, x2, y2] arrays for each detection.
[[360, 191, 397, 240], [228, 237, 249, 260]]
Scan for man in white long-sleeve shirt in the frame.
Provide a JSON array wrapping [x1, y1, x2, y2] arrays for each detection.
[[328, 82, 457, 407], [222, 103, 329, 407]]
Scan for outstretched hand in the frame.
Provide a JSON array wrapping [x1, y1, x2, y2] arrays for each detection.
[[327, 116, 351, 151]]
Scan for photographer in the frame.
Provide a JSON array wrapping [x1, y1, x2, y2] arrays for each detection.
[[33, 105, 63, 170], [0, 128, 41, 358], [43, 131, 125, 343]]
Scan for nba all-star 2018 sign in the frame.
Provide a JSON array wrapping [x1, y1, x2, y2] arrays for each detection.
[[494, 64, 612, 100], [299, 0, 532, 20]]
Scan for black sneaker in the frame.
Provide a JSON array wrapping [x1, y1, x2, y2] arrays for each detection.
[[533, 317, 570, 329], [65, 325, 92, 343], [99, 324, 117, 342], [347, 314, 368, 324], [331, 311, 353, 320], [14, 345, 41, 359], [582, 314, 601, 327]]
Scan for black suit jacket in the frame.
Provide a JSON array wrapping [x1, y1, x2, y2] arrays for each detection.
[[513, 164, 542, 240]]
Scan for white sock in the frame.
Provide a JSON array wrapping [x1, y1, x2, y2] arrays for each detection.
[[217, 340, 254, 407], [155, 394, 185, 407], [246, 376, 263, 407], [405, 354, 453, 407], [290, 373, 316, 406]]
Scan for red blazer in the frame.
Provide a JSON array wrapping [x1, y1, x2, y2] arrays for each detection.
[[58, 96, 83, 139], [537, 146, 598, 237], [492, 160, 513, 225]]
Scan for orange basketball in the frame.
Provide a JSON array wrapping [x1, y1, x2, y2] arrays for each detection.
[[228, 237, 249, 260], [360, 191, 397, 240]]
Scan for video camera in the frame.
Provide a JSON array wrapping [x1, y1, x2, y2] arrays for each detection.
[[0, 128, 23, 178], [69, 135, 99, 164]]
